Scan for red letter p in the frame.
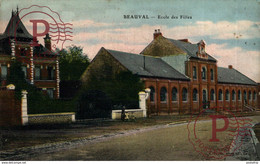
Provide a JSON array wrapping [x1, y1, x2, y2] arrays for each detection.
[[209, 115, 229, 142], [30, 20, 49, 46]]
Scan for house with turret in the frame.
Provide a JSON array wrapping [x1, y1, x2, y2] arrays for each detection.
[[0, 9, 60, 98]]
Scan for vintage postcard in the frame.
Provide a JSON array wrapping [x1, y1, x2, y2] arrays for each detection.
[[0, 0, 259, 162]]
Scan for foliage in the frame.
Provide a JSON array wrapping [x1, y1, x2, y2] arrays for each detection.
[[7, 60, 76, 114], [82, 71, 144, 111], [77, 90, 112, 119], [7, 60, 36, 99], [28, 98, 77, 114], [58, 45, 90, 81]]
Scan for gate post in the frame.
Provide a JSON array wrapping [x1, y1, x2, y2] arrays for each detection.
[[21, 90, 28, 125], [139, 88, 151, 118]]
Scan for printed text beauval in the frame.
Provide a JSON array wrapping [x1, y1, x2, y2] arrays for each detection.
[[124, 15, 192, 19]]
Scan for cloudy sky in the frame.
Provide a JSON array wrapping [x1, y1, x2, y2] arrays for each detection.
[[0, 0, 259, 82]]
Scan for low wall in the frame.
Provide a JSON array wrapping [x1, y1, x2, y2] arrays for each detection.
[[28, 112, 76, 124], [111, 109, 144, 120]]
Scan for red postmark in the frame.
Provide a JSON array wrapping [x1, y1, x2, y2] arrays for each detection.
[[7, 5, 73, 61], [187, 106, 252, 160]]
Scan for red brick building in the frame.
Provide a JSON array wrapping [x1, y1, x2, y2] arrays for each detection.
[[0, 9, 60, 98], [82, 30, 258, 114]]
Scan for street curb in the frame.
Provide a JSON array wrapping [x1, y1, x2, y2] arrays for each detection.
[[250, 124, 260, 159]]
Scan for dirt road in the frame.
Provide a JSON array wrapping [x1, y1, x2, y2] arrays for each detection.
[[24, 116, 259, 161]]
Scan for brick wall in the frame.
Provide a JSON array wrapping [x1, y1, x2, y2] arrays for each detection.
[[0, 89, 22, 126], [144, 77, 258, 115]]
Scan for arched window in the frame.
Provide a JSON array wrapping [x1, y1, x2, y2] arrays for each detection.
[[238, 90, 241, 101], [149, 86, 155, 102], [210, 89, 215, 101], [253, 91, 256, 100], [210, 69, 214, 81], [160, 87, 167, 102], [193, 66, 197, 80], [202, 67, 207, 80], [193, 88, 198, 101], [244, 90, 247, 100], [218, 89, 223, 101], [249, 91, 252, 100], [202, 90, 207, 102], [172, 87, 177, 101], [182, 88, 188, 101], [232, 90, 236, 101], [225, 90, 230, 101]]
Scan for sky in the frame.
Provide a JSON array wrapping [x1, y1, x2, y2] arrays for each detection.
[[0, 0, 259, 82]]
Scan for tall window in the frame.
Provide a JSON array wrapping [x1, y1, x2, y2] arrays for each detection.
[[182, 88, 188, 101], [210, 69, 214, 81], [218, 89, 223, 101], [1, 65, 7, 79], [149, 86, 155, 102], [21, 66, 27, 78], [210, 89, 215, 101], [244, 91, 247, 100], [193, 66, 197, 80], [203, 90, 207, 102], [202, 67, 207, 80], [47, 66, 54, 80], [249, 91, 252, 100], [253, 91, 256, 100], [225, 90, 230, 101], [193, 88, 198, 101], [238, 90, 241, 101], [160, 87, 167, 102], [232, 90, 236, 101], [172, 87, 177, 101], [35, 66, 41, 80]]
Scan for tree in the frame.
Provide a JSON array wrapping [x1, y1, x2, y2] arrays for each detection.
[[84, 71, 145, 109], [58, 45, 90, 81], [7, 59, 47, 103], [7, 60, 76, 114]]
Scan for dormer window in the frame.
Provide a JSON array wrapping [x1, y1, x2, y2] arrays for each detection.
[[197, 40, 208, 59], [201, 46, 205, 53]]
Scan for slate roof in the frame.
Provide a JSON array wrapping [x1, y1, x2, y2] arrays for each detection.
[[106, 49, 190, 81], [1, 12, 33, 39], [33, 44, 57, 56], [167, 38, 217, 62], [217, 67, 257, 85], [0, 12, 55, 56]]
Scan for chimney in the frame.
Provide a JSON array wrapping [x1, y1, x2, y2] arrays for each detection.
[[178, 39, 190, 43], [44, 33, 52, 51], [153, 29, 162, 39], [228, 65, 233, 69]]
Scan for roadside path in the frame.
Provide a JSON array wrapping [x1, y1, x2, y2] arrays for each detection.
[[1, 116, 259, 160], [0, 120, 189, 160]]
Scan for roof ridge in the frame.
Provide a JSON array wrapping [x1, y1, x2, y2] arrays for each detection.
[[232, 68, 257, 83], [3, 13, 33, 39], [106, 49, 161, 59], [106, 48, 189, 80], [217, 66, 257, 85]]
